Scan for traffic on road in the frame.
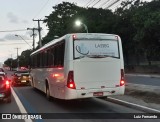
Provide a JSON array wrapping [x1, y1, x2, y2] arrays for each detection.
[[0, 0, 160, 121], [0, 69, 160, 122]]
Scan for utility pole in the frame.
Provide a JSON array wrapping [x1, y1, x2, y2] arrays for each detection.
[[27, 28, 38, 50], [33, 19, 44, 47], [15, 48, 20, 71], [10, 54, 12, 71]]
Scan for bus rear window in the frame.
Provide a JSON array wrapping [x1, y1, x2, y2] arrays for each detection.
[[73, 40, 119, 59]]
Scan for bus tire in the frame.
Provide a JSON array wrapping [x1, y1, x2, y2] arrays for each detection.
[[31, 78, 35, 88], [46, 83, 51, 101]]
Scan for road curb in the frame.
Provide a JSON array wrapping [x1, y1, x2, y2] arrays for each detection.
[[125, 74, 160, 78], [106, 97, 160, 113]]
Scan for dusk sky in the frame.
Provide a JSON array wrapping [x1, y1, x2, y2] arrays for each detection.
[[0, 0, 152, 63]]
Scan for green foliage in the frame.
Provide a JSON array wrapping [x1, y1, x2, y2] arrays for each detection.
[[42, 0, 160, 65], [4, 50, 32, 68], [4, 0, 160, 66], [19, 50, 32, 67], [115, 0, 160, 65], [43, 2, 116, 45], [43, 2, 78, 44]]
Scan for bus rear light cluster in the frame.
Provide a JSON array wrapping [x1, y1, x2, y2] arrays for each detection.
[[67, 71, 76, 89], [120, 69, 125, 86]]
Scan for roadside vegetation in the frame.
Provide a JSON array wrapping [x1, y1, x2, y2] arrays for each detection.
[[4, 0, 160, 72]]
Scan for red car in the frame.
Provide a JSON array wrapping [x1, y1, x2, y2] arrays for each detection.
[[0, 72, 11, 103]]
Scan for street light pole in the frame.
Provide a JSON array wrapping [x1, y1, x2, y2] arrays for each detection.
[[15, 47, 20, 71], [82, 23, 88, 33], [10, 54, 12, 71], [15, 35, 32, 48]]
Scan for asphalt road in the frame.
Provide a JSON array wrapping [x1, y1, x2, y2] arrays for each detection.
[[1, 70, 160, 122], [125, 75, 160, 86], [12, 86, 146, 122], [0, 93, 24, 122]]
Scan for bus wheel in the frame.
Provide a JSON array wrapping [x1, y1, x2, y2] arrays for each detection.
[[46, 84, 51, 101], [31, 78, 34, 87]]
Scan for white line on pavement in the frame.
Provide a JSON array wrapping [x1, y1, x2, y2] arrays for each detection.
[[108, 97, 160, 113], [11, 87, 33, 122]]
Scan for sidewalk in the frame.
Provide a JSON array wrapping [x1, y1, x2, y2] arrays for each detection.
[[125, 73, 160, 78], [109, 83, 160, 112]]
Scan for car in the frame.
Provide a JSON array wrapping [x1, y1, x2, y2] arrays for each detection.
[[0, 68, 4, 72], [0, 68, 7, 76], [12, 70, 31, 86], [0, 72, 11, 103]]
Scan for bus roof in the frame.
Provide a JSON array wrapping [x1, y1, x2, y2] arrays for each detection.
[[30, 33, 118, 56]]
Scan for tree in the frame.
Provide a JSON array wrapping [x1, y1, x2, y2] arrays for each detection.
[[19, 50, 32, 67], [43, 2, 78, 45], [131, 0, 160, 65]]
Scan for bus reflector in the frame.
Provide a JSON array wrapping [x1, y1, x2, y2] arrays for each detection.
[[67, 71, 76, 89], [72, 34, 77, 40], [120, 69, 125, 86]]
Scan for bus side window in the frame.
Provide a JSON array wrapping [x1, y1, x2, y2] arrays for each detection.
[[54, 41, 65, 67]]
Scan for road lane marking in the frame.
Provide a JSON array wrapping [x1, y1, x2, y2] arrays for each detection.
[[11, 87, 33, 122], [107, 97, 160, 113]]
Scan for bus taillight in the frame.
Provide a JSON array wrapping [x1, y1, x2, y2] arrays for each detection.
[[67, 71, 76, 89], [120, 69, 125, 86]]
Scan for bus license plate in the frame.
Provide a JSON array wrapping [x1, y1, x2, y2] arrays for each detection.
[[93, 92, 103, 96]]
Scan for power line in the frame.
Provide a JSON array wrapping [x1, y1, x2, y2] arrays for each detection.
[[99, 0, 110, 8], [87, 0, 96, 7], [0, 29, 27, 33], [105, 0, 120, 9], [84, 0, 93, 7], [92, 0, 101, 7], [33, 0, 50, 19]]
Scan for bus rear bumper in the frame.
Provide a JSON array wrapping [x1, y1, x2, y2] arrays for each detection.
[[65, 86, 125, 100]]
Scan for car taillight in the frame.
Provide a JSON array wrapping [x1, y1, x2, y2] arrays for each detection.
[[6, 80, 10, 89], [67, 71, 76, 89], [120, 69, 125, 86], [52, 73, 60, 78]]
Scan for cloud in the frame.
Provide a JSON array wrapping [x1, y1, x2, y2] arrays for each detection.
[[3, 34, 30, 40], [7, 12, 29, 24], [0, 38, 5, 41], [22, 20, 29, 24], [7, 12, 19, 23]]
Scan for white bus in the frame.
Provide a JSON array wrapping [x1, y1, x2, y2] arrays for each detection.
[[30, 33, 125, 100]]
